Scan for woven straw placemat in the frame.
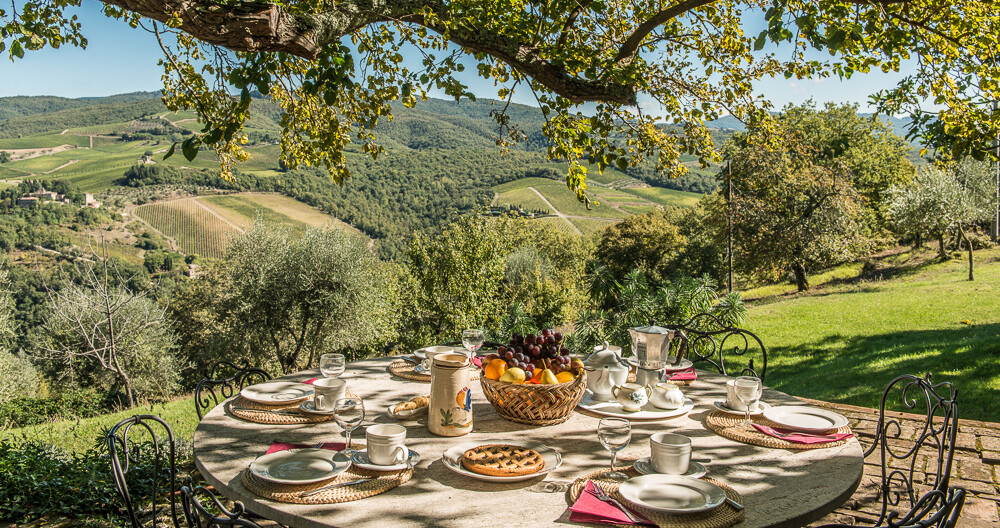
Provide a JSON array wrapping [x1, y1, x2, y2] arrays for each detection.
[[241, 463, 411, 504], [567, 466, 745, 528], [389, 360, 480, 383], [704, 410, 853, 450], [228, 393, 357, 425], [626, 371, 693, 386]]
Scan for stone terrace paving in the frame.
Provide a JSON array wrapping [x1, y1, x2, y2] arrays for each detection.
[[801, 398, 1000, 527]]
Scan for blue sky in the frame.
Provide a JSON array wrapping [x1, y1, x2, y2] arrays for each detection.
[[0, 0, 911, 112]]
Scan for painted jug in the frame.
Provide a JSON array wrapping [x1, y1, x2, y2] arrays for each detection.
[[428, 353, 473, 436]]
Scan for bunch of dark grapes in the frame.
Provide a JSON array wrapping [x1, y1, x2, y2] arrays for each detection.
[[486, 328, 578, 375]]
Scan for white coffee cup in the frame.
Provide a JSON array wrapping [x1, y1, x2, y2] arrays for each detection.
[[312, 378, 347, 411], [366, 424, 409, 466], [650, 432, 691, 474], [420, 346, 455, 370], [725, 379, 760, 412]]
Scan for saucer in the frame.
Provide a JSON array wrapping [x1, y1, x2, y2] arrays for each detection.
[[350, 450, 420, 471], [713, 400, 771, 416], [633, 458, 707, 479], [298, 400, 336, 415]]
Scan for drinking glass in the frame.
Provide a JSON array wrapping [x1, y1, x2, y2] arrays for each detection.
[[734, 376, 763, 424], [333, 397, 365, 455], [461, 328, 485, 356], [597, 418, 631, 481], [320, 353, 346, 378]]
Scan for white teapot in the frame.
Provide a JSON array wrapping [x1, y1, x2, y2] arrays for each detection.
[[584, 342, 629, 401], [649, 382, 685, 410]]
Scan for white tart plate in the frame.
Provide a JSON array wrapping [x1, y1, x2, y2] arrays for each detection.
[[763, 405, 850, 433], [626, 356, 693, 371], [619, 475, 726, 513], [712, 400, 772, 417], [633, 458, 707, 479], [240, 381, 313, 404], [578, 391, 694, 420], [442, 440, 562, 482], [350, 450, 420, 471], [249, 448, 350, 485]]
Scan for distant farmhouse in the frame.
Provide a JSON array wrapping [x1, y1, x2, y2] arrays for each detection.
[[16, 186, 101, 209]]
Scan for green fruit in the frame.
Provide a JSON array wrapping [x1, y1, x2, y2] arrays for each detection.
[[500, 367, 526, 383], [539, 369, 559, 385]]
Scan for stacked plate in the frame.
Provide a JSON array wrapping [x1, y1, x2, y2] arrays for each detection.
[[618, 475, 727, 513], [240, 382, 313, 404], [763, 406, 849, 432], [249, 449, 351, 485]]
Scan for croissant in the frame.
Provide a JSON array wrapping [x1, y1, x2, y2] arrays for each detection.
[[393, 395, 429, 413]]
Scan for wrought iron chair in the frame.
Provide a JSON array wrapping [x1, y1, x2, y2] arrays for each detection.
[[107, 414, 261, 528], [819, 373, 966, 527], [675, 312, 768, 380], [195, 361, 271, 420]]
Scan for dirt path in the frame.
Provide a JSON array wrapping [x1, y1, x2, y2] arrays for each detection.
[[529, 186, 582, 235], [59, 129, 69, 135], [190, 197, 245, 233], [3, 144, 75, 162], [44, 159, 79, 174], [125, 206, 179, 252]]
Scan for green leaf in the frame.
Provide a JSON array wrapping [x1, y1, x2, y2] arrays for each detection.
[[754, 32, 767, 51], [162, 143, 177, 160], [11, 41, 23, 59], [182, 138, 200, 162]]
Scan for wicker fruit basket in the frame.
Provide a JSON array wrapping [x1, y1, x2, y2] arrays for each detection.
[[479, 370, 587, 426]]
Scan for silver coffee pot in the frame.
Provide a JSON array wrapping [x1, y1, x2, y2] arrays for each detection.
[[628, 325, 688, 386]]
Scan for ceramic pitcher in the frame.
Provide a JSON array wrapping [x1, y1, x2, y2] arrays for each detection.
[[428, 353, 473, 436]]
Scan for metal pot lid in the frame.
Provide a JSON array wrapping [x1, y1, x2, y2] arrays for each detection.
[[630, 325, 675, 335]]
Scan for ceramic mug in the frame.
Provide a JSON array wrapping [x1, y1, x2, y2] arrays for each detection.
[[649, 382, 684, 410], [420, 346, 455, 370], [611, 383, 652, 412], [366, 424, 409, 465], [312, 378, 347, 411], [726, 379, 760, 412], [650, 432, 691, 474]]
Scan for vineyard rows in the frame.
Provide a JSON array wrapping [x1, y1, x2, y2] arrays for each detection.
[[134, 200, 237, 258]]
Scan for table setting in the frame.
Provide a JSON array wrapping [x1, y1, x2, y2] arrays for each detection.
[[195, 325, 864, 528]]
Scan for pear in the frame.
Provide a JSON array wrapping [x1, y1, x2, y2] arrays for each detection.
[[539, 369, 559, 385], [500, 367, 526, 383]]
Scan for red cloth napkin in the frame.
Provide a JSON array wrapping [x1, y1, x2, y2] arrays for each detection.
[[265, 441, 345, 455], [568, 481, 654, 526], [302, 378, 318, 385], [751, 424, 853, 444], [664, 367, 697, 382], [471, 356, 483, 368]]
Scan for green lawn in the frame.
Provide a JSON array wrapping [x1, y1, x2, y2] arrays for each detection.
[[618, 185, 702, 208], [748, 248, 1000, 422], [0, 397, 199, 454]]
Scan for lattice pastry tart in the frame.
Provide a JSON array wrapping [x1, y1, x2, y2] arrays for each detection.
[[460, 444, 545, 477]]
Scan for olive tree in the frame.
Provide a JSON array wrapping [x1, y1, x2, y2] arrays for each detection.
[[0, 270, 39, 403], [4, 0, 999, 200], [220, 223, 398, 373]]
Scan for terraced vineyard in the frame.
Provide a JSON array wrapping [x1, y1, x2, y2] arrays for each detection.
[[134, 200, 236, 258]]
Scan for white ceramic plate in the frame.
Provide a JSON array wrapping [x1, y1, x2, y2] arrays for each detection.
[[713, 400, 772, 417], [626, 356, 693, 371], [387, 403, 429, 419], [298, 401, 336, 415], [578, 392, 694, 420], [763, 405, 850, 433], [619, 475, 726, 513], [633, 458, 707, 479], [350, 450, 420, 471], [442, 440, 562, 482], [249, 448, 350, 485], [413, 347, 471, 359], [240, 382, 313, 404]]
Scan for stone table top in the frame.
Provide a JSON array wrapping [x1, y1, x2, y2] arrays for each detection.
[[194, 358, 863, 528]]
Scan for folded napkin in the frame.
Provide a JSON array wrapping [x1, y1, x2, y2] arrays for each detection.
[[751, 424, 853, 445], [569, 481, 654, 526], [302, 378, 318, 385], [471, 356, 483, 368], [265, 441, 345, 455], [664, 367, 697, 382]]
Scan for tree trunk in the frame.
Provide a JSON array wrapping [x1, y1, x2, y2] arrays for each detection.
[[792, 262, 810, 291], [958, 224, 974, 281], [937, 233, 947, 258], [913, 233, 922, 250]]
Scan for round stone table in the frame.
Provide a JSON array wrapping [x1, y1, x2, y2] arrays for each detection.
[[194, 358, 863, 528]]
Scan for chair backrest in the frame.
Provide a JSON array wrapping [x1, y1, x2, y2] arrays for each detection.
[[180, 485, 262, 527], [107, 414, 180, 528], [867, 374, 960, 527], [677, 312, 768, 381], [195, 361, 271, 420]]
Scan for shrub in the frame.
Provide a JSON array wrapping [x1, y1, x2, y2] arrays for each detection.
[[0, 351, 38, 404], [0, 390, 114, 428]]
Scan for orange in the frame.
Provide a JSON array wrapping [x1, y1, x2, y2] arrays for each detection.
[[555, 371, 574, 384], [484, 359, 508, 380], [528, 369, 543, 384]]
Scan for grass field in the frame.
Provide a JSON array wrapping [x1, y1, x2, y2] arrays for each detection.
[[748, 247, 1000, 422], [135, 199, 236, 258], [619, 185, 702, 208], [0, 134, 90, 149], [570, 217, 617, 236], [495, 186, 554, 213]]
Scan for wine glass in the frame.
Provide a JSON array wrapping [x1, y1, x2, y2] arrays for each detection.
[[333, 397, 365, 455], [320, 353, 346, 378], [734, 376, 763, 424], [597, 418, 631, 481], [461, 328, 484, 357]]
